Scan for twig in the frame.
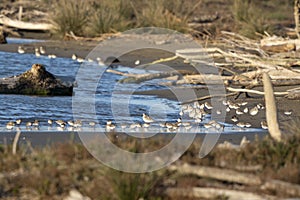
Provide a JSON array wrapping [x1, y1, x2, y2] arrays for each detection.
[[12, 130, 21, 155], [226, 87, 288, 96]]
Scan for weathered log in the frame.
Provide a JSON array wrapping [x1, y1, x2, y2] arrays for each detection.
[[165, 187, 276, 200], [261, 179, 300, 197], [168, 163, 262, 186], [0, 15, 53, 31], [0, 28, 7, 44], [287, 87, 300, 99], [119, 70, 194, 83], [263, 73, 282, 142], [0, 64, 73, 96]]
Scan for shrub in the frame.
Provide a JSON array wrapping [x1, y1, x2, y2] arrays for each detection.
[[51, 0, 90, 37]]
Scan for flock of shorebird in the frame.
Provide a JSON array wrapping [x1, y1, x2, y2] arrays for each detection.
[[11, 45, 293, 133], [4, 99, 293, 132], [17, 45, 105, 64]]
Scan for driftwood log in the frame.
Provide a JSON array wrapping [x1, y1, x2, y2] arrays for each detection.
[[0, 64, 73, 96], [168, 163, 262, 186], [0, 28, 7, 44], [0, 15, 53, 31], [165, 187, 275, 200], [263, 73, 282, 142]]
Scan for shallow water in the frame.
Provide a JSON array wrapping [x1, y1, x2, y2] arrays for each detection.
[[0, 48, 264, 133]]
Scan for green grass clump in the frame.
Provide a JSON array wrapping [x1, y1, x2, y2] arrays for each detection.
[[87, 0, 133, 36], [50, 0, 90, 37], [49, 0, 199, 37], [232, 0, 271, 38]]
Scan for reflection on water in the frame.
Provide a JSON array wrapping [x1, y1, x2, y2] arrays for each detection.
[[6, 37, 43, 44]]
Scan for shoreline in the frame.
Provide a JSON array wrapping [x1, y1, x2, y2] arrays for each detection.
[[0, 36, 299, 137], [0, 131, 268, 148]]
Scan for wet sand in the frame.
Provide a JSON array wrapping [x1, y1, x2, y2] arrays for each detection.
[[0, 131, 268, 148]]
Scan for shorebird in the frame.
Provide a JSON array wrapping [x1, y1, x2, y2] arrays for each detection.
[[249, 106, 259, 116], [120, 123, 127, 130], [32, 120, 39, 127], [106, 121, 116, 131], [26, 121, 32, 127], [55, 120, 66, 127], [35, 48, 41, 57], [72, 54, 77, 60], [261, 120, 268, 129], [48, 119, 53, 126], [243, 107, 249, 113], [216, 110, 222, 115], [236, 122, 251, 128], [165, 122, 174, 129], [215, 122, 225, 131], [16, 119, 22, 126], [143, 123, 150, 128], [6, 121, 15, 130], [236, 122, 247, 128], [204, 102, 213, 110], [226, 107, 231, 112], [203, 122, 213, 129], [77, 58, 85, 63], [179, 110, 184, 116], [87, 58, 94, 62], [18, 46, 25, 54], [244, 122, 252, 128], [142, 113, 154, 123], [228, 102, 239, 109], [74, 120, 82, 128], [135, 60, 140, 65], [48, 54, 57, 59], [222, 100, 228, 106], [235, 109, 244, 115], [67, 120, 75, 127], [89, 121, 96, 127], [130, 123, 142, 129], [256, 103, 265, 110], [284, 110, 292, 116], [40, 46, 46, 54], [238, 101, 248, 106], [231, 115, 239, 122]]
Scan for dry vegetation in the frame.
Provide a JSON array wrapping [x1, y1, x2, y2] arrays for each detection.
[[0, 126, 299, 199], [0, 0, 295, 38]]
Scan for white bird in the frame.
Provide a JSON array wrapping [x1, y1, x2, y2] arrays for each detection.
[[261, 121, 268, 129], [55, 120, 66, 127], [77, 58, 85, 63], [142, 113, 154, 123], [204, 102, 213, 110], [135, 60, 140, 65], [284, 110, 292, 116], [35, 48, 41, 57], [6, 121, 15, 130], [249, 106, 259, 116], [18, 46, 25, 54], [48, 54, 57, 59], [106, 121, 116, 131], [40, 46, 46, 54], [72, 54, 77, 60]]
